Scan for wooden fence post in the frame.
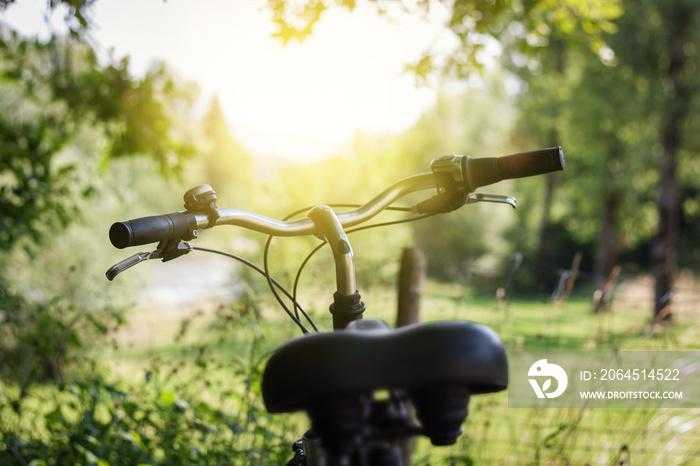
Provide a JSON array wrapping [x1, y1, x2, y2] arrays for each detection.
[[594, 264, 621, 313], [396, 247, 426, 328], [551, 252, 583, 303], [562, 252, 583, 302]]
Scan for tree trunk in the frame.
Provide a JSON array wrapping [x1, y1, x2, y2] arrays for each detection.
[[534, 171, 556, 289], [534, 38, 565, 290], [651, 147, 679, 321], [651, 1, 696, 321], [594, 189, 621, 294]]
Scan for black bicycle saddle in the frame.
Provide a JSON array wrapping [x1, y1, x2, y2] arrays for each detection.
[[262, 318, 508, 414]]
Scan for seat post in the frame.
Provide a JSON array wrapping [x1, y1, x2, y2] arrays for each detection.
[[308, 205, 365, 329]]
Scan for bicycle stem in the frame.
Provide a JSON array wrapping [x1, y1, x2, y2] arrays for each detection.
[[307, 205, 368, 330], [309, 205, 357, 296]]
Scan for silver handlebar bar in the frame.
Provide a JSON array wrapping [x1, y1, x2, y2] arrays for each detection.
[[190, 173, 437, 237]]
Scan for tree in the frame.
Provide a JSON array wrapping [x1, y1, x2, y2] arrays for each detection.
[[200, 96, 253, 207], [0, 2, 197, 251], [644, 0, 699, 321], [265, 0, 621, 74], [399, 83, 517, 281], [509, 35, 568, 290], [261, 0, 623, 277], [0, 0, 199, 384], [519, 0, 700, 320]]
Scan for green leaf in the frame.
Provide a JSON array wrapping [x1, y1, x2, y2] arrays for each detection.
[[160, 391, 175, 404]]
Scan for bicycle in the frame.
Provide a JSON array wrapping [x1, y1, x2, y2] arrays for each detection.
[[106, 147, 565, 465]]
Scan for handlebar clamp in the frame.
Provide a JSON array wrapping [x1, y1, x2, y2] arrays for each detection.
[[430, 155, 466, 193], [412, 156, 469, 215]]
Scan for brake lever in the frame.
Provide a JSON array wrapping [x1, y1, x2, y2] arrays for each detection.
[[466, 193, 517, 209], [106, 251, 156, 281], [105, 240, 195, 281]]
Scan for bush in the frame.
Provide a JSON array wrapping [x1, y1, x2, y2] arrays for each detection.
[[0, 299, 296, 466], [0, 280, 125, 385]]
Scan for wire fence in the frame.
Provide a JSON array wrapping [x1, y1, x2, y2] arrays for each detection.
[[424, 252, 700, 465], [116, 248, 700, 465], [457, 250, 700, 321]]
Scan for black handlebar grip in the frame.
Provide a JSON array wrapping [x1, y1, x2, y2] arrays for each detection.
[[497, 146, 565, 180], [109, 212, 192, 249], [463, 146, 564, 192]]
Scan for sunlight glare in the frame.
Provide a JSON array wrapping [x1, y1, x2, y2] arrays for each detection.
[[2, 0, 453, 161]]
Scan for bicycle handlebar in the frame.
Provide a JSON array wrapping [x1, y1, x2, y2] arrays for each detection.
[[109, 147, 564, 249], [109, 173, 437, 249]]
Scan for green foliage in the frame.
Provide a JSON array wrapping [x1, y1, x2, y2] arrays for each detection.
[[0, 359, 291, 465], [103, 61, 199, 174], [0, 1, 202, 400], [0, 36, 77, 249], [556, 52, 658, 247], [0, 148, 190, 418], [397, 80, 519, 280], [4, 288, 696, 465], [0, 298, 295, 466], [0, 130, 128, 387], [0, 280, 124, 386], [256, 80, 522, 286], [0, 22, 198, 252], [0, 0, 96, 40], [514, 0, 700, 282], [441, 0, 622, 76], [413, 212, 487, 282], [0, 99, 76, 248], [2, 0, 699, 463], [267, 0, 334, 44], [263, 0, 622, 77], [197, 97, 254, 208]]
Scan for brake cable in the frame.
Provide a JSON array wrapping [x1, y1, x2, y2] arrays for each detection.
[[261, 203, 435, 330], [190, 245, 317, 334], [290, 211, 436, 323]]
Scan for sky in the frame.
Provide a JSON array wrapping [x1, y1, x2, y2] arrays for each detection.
[[1, 0, 455, 161]]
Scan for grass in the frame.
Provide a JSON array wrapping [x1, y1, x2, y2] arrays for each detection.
[[411, 282, 700, 465], [4, 277, 700, 465], [105, 278, 700, 464]]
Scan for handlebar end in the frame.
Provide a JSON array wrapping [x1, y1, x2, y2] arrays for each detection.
[[109, 222, 132, 249], [108, 212, 193, 249], [547, 146, 565, 171], [557, 146, 565, 170]]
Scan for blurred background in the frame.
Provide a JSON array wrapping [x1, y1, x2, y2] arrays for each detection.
[[1, 0, 699, 464]]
